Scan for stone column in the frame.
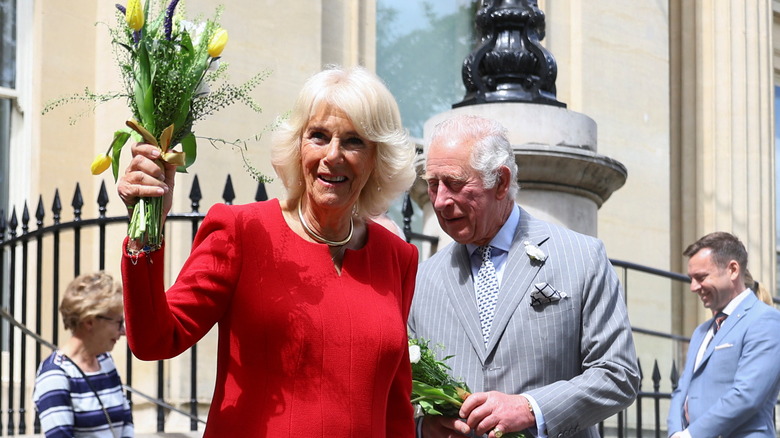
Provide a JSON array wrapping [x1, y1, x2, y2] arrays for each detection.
[[671, 0, 775, 333]]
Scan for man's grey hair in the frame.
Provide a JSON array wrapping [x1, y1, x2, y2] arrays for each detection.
[[429, 114, 518, 199]]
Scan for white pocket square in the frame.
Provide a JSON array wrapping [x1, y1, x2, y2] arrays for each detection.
[[714, 343, 734, 350], [530, 282, 568, 307]]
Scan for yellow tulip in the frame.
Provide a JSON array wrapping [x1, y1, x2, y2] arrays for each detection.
[[90, 153, 112, 175], [126, 0, 144, 31], [208, 29, 228, 57]]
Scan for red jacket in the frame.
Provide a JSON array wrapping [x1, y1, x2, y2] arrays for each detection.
[[122, 199, 417, 437]]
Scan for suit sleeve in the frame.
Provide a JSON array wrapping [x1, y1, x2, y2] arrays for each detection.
[[526, 239, 640, 436], [386, 241, 419, 438], [687, 308, 780, 438], [121, 203, 242, 360], [667, 325, 705, 436]]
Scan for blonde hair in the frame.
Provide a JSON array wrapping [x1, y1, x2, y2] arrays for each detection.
[[744, 269, 774, 306], [59, 272, 123, 331], [271, 65, 416, 218]]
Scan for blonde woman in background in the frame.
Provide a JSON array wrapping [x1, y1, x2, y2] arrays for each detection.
[[33, 272, 133, 438], [745, 269, 774, 306]]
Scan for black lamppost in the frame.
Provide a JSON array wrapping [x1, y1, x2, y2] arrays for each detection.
[[455, 0, 564, 108]]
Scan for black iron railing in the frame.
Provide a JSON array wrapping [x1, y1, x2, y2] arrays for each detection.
[[1, 175, 775, 437], [0, 175, 229, 435]]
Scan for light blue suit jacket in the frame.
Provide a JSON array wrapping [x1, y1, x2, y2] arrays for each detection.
[[668, 292, 780, 438], [409, 207, 639, 438]]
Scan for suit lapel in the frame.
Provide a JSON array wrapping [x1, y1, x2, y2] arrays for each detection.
[[485, 208, 549, 355], [443, 244, 488, 363], [696, 293, 756, 372]]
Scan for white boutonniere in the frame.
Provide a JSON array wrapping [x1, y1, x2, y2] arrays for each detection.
[[524, 241, 547, 263]]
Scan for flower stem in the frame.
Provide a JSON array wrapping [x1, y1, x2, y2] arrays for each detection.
[[127, 196, 164, 245]]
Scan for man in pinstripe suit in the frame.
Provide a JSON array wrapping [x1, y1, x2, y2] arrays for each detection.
[[409, 115, 639, 438]]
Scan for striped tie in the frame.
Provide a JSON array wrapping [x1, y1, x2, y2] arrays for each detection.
[[713, 312, 727, 336], [475, 245, 500, 344]]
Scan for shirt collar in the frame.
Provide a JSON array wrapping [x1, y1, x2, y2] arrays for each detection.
[[467, 204, 519, 257], [721, 288, 752, 316]]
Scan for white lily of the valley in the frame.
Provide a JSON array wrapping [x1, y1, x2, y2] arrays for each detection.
[[524, 240, 548, 262]]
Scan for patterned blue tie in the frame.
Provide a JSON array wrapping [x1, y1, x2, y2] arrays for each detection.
[[476, 245, 500, 344]]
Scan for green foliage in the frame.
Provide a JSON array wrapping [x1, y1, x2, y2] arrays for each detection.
[[409, 338, 470, 418], [409, 338, 526, 437], [42, 0, 272, 246], [43, 0, 270, 177]]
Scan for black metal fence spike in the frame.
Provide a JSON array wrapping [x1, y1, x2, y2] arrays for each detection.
[[36, 196, 45, 227], [670, 361, 679, 390], [97, 181, 109, 217], [0, 208, 5, 242], [72, 183, 84, 220], [637, 358, 644, 382], [189, 175, 202, 213], [255, 182, 268, 202], [402, 192, 414, 218], [22, 203, 30, 234], [652, 360, 661, 391], [222, 175, 235, 205], [402, 192, 414, 242], [9, 208, 18, 237], [52, 189, 62, 224]]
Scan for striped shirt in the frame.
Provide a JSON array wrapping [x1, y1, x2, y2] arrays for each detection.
[[33, 350, 134, 437]]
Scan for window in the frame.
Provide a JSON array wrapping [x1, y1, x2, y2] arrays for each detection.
[[376, 1, 478, 240], [376, 0, 478, 139], [0, 0, 16, 216]]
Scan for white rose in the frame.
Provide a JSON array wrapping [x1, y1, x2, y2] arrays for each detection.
[[409, 344, 421, 364]]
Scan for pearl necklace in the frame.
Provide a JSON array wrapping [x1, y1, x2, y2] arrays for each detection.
[[297, 199, 353, 247]]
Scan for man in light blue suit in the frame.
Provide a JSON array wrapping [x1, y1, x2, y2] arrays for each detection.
[[668, 232, 780, 438], [409, 115, 639, 438]]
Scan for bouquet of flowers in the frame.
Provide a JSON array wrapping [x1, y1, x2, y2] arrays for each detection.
[[409, 338, 525, 438], [51, 0, 269, 246], [409, 338, 471, 417]]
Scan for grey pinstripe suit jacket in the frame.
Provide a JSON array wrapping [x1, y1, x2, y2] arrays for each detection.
[[409, 207, 639, 438]]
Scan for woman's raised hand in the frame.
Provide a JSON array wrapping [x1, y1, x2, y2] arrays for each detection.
[[117, 142, 178, 221]]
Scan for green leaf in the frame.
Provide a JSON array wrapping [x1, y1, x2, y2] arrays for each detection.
[[109, 130, 132, 182], [178, 132, 197, 172], [411, 381, 464, 406]]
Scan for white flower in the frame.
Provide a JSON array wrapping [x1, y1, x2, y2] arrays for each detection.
[[409, 344, 421, 364], [178, 20, 207, 47], [194, 80, 210, 97], [207, 58, 221, 72], [524, 240, 547, 262]]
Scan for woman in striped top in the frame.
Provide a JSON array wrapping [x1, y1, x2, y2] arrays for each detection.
[[33, 272, 133, 437]]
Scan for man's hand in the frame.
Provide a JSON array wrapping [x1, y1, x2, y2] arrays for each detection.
[[459, 391, 535, 437], [421, 415, 472, 438]]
